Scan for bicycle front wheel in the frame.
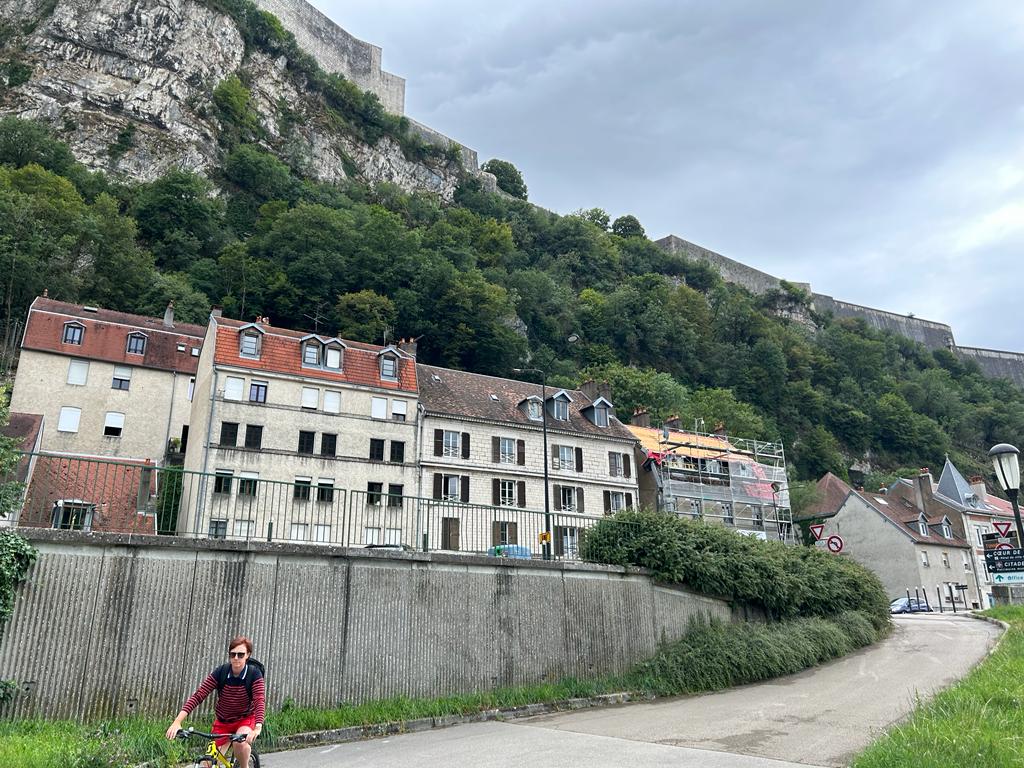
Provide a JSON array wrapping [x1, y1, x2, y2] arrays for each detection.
[[230, 752, 260, 768]]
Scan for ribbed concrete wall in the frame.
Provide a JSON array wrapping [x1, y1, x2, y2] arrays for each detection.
[[0, 532, 737, 720]]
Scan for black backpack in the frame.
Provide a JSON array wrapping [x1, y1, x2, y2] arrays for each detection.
[[213, 659, 265, 702]]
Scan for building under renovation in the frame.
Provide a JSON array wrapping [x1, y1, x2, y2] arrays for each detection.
[[628, 413, 793, 543]]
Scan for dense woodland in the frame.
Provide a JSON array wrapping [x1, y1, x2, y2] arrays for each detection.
[[1, 105, 1023, 490]]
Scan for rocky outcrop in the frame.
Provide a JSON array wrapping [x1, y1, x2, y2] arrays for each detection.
[[0, 0, 464, 199]]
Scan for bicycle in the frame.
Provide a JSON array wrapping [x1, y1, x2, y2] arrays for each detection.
[[176, 727, 261, 768]]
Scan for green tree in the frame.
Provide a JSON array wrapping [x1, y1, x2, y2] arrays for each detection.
[[335, 289, 397, 343], [482, 158, 527, 199], [0, 116, 76, 175], [611, 214, 645, 239]]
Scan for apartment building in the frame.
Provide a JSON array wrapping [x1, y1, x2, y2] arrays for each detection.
[[178, 314, 419, 544], [417, 366, 639, 557], [9, 297, 204, 463]]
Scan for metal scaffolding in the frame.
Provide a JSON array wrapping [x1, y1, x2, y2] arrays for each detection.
[[653, 428, 794, 543]]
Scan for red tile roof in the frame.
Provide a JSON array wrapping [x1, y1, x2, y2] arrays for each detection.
[[2, 412, 43, 483], [21, 298, 205, 374], [18, 454, 156, 534], [856, 491, 970, 548], [794, 472, 852, 521], [212, 318, 417, 392]]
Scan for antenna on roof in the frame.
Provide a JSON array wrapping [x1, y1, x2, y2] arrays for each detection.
[[382, 324, 394, 347], [302, 302, 328, 333]]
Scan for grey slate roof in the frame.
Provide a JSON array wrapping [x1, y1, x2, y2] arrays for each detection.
[[416, 364, 635, 442], [936, 457, 981, 509]]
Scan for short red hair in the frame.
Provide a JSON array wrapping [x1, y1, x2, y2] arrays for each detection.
[[228, 635, 253, 655]]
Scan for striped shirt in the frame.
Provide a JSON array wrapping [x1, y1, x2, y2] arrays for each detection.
[[182, 663, 266, 725]]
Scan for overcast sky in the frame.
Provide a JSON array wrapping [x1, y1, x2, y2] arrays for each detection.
[[318, 1, 1024, 351]]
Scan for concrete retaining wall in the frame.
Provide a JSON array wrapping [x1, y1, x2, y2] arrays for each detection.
[[0, 531, 738, 720]]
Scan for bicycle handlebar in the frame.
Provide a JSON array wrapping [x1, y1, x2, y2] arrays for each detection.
[[177, 727, 247, 743]]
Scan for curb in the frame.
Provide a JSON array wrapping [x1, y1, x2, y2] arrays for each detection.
[[273, 692, 647, 751], [966, 610, 1011, 658]]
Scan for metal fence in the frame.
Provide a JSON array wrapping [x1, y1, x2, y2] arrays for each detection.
[[5, 453, 610, 560]]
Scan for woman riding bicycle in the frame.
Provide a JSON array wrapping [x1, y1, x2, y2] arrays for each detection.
[[166, 635, 265, 767]]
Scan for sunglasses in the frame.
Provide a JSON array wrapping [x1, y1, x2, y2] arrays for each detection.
[[229, 651, 248, 659]]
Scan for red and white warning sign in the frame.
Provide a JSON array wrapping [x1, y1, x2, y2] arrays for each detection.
[[996, 542, 1015, 551], [809, 524, 825, 541], [826, 535, 844, 553], [995, 521, 1013, 538]]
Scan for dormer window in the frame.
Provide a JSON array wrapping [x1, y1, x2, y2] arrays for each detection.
[[325, 345, 342, 370], [527, 400, 542, 421], [594, 405, 609, 427], [62, 322, 84, 345], [302, 342, 321, 366], [941, 518, 953, 539], [553, 398, 569, 421], [918, 515, 929, 537], [380, 354, 399, 381], [239, 331, 261, 358], [126, 333, 147, 355]]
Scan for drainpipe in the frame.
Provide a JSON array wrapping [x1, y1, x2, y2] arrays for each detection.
[[415, 402, 425, 550], [162, 371, 178, 464], [195, 368, 219, 535]]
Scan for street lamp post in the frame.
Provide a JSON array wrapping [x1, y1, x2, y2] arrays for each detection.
[[771, 481, 783, 542], [989, 443, 1023, 546], [514, 367, 552, 560]]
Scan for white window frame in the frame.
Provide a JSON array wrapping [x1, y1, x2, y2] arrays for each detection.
[[963, 553, 972, 572], [609, 452, 623, 477], [289, 523, 309, 541], [609, 491, 625, 512], [941, 552, 950, 568], [112, 365, 132, 390], [62, 322, 84, 345], [527, 400, 542, 421], [443, 430, 461, 458], [499, 479, 517, 507], [941, 520, 953, 539], [302, 342, 321, 366], [391, 400, 407, 421], [559, 486, 577, 513], [594, 405, 609, 427], [238, 471, 259, 497], [556, 445, 574, 470], [187, 377, 196, 402], [67, 359, 89, 386], [371, 397, 387, 419], [233, 519, 255, 538], [103, 411, 125, 437], [126, 333, 147, 355], [324, 390, 341, 414], [52, 500, 93, 531], [224, 376, 244, 401], [301, 387, 319, 409], [313, 524, 331, 542], [57, 406, 81, 433], [239, 332, 260, 358], [553, 397, 569, 421], [325, 346, 342, 370], [442, 474, 461, 502], [364, 527, 382, 545], [918, 517, 929, 537], [384, 527, 402, 546], [920, 550, 930, 567], [499, 437, 516, 464]]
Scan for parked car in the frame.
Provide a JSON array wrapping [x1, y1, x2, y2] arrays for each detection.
[[889, 597, 932, 614]]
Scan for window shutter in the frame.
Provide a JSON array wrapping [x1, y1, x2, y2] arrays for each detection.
[[517, 481, 526, 508], [603, 490, 611, 514], [492, 478, 500, 506], [433, 429, 443, 457], [575, 447, 584, 473], [517, 439, 526, 465], [508, 522, 518, 545], [608, 452, 615, 474], [460, 475, 470, 503], [553, 484, 562, 510], [626, 493, 634, 508], [492, 436, 500, 463], [576, 488, 585, 514], [433, 473, 442, 500], [551, 444, 558, 467], [462, 432, 470, 459], [624, 454, 632, 478], [554, 526, 565, 557], [492, 521, 501, 547]]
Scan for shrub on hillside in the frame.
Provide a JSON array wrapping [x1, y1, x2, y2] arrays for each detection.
[[581, 509, 889, 625]]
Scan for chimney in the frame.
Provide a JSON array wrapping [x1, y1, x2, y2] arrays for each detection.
[[663, 414, 681, 430], [597, 380, 612, 402], [398, 337, 418, 357], [163, 301, 174, 328], [210, 306, 223, 318], [579, 380, 600, 401], [968, 475, 988, 502], [913, 468, 933, 511], [42, 288, 48, 298], [632, 408, 651, 428]]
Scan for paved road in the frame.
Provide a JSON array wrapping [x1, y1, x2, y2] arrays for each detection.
[[263, 614, 1000, 768]]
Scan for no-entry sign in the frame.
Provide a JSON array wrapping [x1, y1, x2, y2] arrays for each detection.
[[826, 535, 844, 553]]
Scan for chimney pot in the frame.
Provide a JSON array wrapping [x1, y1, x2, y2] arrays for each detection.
[[631, 408, 651, 428], [398, 336, 418, 357], [163, 301, 175, 328], [210, 306, 223, 318]]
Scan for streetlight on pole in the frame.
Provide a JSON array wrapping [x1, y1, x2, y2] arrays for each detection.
[[989, 443, 1023, 546], [513, 367, 552, 560]]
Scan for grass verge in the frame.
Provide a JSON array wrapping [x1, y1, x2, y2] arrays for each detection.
[[0, 610, 885, 767], [851, 606, 1022, 768]]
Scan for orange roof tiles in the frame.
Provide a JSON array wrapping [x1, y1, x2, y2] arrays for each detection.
[[213, 319, 417, 392], [22, 298, 205, 374]]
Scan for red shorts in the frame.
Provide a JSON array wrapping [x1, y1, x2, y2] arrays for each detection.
[[212, 715, 256, 748]]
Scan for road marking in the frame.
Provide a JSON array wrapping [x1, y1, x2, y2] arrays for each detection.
[[319, 745, 339, 754]]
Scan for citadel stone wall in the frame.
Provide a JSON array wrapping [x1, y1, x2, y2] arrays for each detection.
[[956, 347, 1024, 389], [810, 294, 955, 351], [655, 235, 811, 295]]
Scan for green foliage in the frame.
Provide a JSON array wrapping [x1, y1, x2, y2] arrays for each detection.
[[0, 117, 76, 175], [212, 74, 260, 146], [0, 530, 36, 625], [611, 214, 645, 238], [3, 60, 32, 88], [106, 123, 135, 162], [482, 158, 527, 199], [335, 289, 397, 344], [581, 510, 890, 625], [0, 386, 26, 520]]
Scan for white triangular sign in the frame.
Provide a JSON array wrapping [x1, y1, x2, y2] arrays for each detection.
[[994, 521, 1013, 538], [809, 524, 825, 541]]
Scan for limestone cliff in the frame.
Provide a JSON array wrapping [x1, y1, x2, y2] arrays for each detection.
[[0, 0, 466, 199]]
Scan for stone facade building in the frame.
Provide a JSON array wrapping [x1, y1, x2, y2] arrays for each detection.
[[416, 366, 639, 557], [9, 297, 204, 464]]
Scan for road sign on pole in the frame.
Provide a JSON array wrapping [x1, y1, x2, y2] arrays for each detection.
[[809, 524, 825, 541], [995, 521, 1013, 538], [826, 535, 844, 553], [992, 572, 1024, 584]]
